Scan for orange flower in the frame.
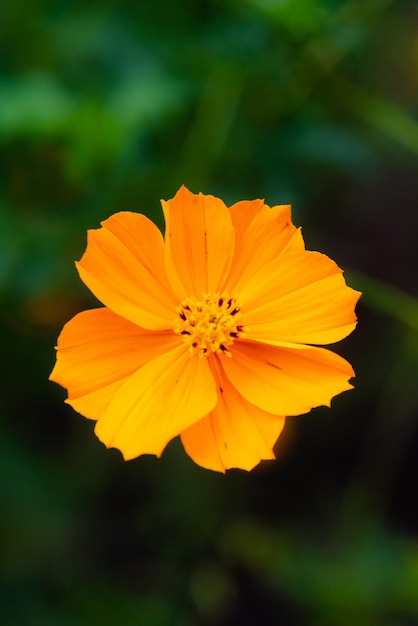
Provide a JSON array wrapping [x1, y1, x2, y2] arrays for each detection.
[[50, 186, 360, 472]]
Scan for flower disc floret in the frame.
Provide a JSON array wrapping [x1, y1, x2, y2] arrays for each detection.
[[173, 293, 246, 357]]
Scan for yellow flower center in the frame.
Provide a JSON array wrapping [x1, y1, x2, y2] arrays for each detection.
[[174, 293, 246, 357]]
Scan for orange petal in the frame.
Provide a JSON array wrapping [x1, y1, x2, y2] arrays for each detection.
[[181, 357, 284, 472], [223, 340, 354, 416], [240, 250, 361, 345], [49, 307, 181, 419], [94, 344, 217, 460], [224, 200, 304, 292], [161, 186, 235, 299], [76, 212, 177, 330]]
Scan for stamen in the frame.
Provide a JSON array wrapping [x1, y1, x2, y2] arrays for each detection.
[[173, 292, 247, 357]]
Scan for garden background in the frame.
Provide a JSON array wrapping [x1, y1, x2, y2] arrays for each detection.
[[1, 0, 418, 624]]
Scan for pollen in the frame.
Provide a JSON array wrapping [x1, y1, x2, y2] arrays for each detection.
[[173, 292, 247, 357]]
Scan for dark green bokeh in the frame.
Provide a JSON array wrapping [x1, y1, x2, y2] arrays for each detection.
[[1, 1, 417, 624]]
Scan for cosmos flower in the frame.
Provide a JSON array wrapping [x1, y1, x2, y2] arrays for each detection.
[[50, 186, 360, 472]]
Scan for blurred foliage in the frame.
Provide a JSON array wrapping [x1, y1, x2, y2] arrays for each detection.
[[0, 0, 417, 624]]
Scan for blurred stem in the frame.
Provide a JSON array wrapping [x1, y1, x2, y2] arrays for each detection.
[[346, 269, 418, 332], [176, 65, 243, 190], [286, 0, 397, 101], [259, 0, 398, 117], [338, 327, 418, 528], [329, 76, 418, 156], [338, 272, 418, 529]]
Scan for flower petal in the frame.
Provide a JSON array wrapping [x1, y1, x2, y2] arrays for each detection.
[[161, 186, 235, 299], [224, 200, 304, 292], [94, 344, 217, 460], [240, 250, 361, 345], [76, 212, 177, 330], [49, 307, 180, 419], [181, 357, 284, 472], [223, 340, 354, 416]]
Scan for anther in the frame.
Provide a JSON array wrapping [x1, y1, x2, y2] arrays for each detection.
[[173, 292, 245, 357]]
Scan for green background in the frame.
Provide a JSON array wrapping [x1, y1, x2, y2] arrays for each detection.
[[1, 0, 418, 624]]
